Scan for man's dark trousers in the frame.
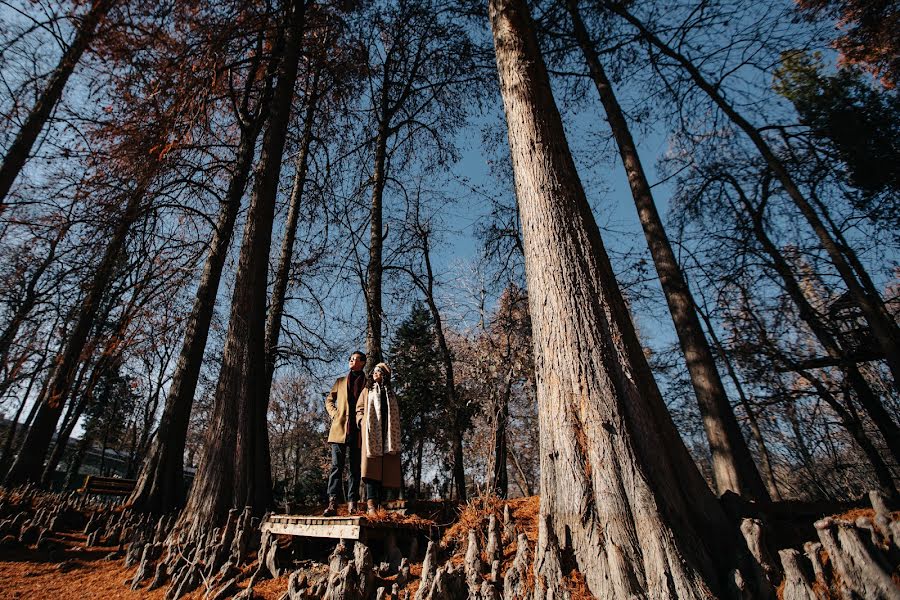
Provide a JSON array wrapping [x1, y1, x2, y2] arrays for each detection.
[[327, 434, 361, 501]]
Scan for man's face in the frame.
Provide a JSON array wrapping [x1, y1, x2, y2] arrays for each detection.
[[349, 354, 365, 372]]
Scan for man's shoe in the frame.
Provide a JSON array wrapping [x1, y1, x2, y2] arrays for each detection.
[[366, 499, 378, 516], [347, 501, 357, 514], [323, 498, 337, 517]]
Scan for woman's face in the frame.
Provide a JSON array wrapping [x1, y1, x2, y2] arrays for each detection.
[[373, 368, 384, 383]]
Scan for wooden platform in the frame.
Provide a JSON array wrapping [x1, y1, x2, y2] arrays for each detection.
[[261, 514, 436, 542], [77, 475, 136, 496]]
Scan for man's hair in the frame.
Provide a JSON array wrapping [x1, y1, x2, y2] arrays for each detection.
[[350, 351, 366, 362]]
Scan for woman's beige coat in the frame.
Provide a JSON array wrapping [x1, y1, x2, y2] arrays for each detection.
[[355, 386, 402, 488]]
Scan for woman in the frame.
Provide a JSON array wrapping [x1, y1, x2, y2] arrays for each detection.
[[355, 362, 401, 515]]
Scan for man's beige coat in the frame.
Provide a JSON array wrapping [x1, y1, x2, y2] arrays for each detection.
[[325, 375, 358, 444]]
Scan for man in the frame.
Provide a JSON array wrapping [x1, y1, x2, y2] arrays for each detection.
[[323, 351, 367, 516]]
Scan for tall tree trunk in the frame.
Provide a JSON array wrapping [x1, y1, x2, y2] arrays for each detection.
[[727, 175, 900, 465], [0, 350, 48, 474], [418, 228, 466, 502], [414, 434, 424, 497], [39, 358, 93, 486], [797, 368, 899, 499], [264, 76, 319, 392], [40, 349, 117, 485], [695, 302, 782, 501], [6, 368, 54, 468], [488, 1, 761, 596], [365, 118, 390, 369], [127, 78, 271, 515], [3, 178, 147, 486], [565, 0, 769, 502], [0, 225, 67, 368], [489, 374, 511, 498], [606, 1, 900, 389], [177, 0, 305, 534], [0, 0, 116, 212]]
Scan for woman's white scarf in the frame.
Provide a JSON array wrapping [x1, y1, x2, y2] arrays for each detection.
[[364, 382, 400, 458]]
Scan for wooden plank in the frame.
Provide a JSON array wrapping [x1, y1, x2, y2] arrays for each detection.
[[262, 520, 362, 540]]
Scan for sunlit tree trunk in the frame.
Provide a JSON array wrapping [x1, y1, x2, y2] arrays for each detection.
[[695, 302, 782, 500], [488, 0, 761, 596]]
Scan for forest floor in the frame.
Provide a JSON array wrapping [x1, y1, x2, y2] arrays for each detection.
[[0, 529, 290, 599], [4, 492, 897, 599], [0, 495, 545, 599]]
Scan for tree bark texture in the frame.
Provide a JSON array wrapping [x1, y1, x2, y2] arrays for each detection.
[[606, 2, 900, 390], [177, 0, 305, 534], [566, 0, 769, 502], [127, 77, 270, 514], [3, 178, 146, 486], [0, 0, 116, 212], [488, 1, 755, 596]]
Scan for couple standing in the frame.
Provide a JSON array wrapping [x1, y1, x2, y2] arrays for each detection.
[[323, 351, 401, 516]]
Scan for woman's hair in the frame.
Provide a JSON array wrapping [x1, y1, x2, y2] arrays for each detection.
[[366, 362, 392, 388]]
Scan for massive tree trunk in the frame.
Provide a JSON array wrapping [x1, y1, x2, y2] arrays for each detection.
[[127, 69, 272, 515], [3, 178, 147, 486], [605, 1, 900, 389], [565, 0, 769, 502], [0, 0, 116, 213], [488, 1, 760, 596], [177, 0, 305, 534]]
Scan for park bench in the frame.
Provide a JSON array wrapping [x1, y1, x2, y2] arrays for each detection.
[[77, 474, 137, 496]]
